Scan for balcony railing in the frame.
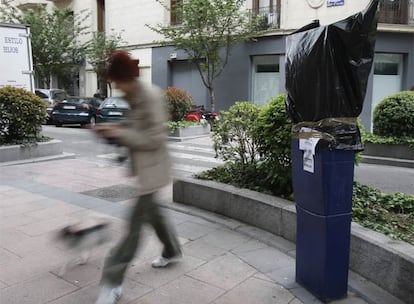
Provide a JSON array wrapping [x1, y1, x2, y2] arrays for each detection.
[[378, 0, 414, 25], [251, 5, 280, 30]]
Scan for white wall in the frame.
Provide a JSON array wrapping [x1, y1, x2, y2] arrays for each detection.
[[106, 0, 167, 46], [69, 0, 96, 96], [91, 0, 167, 94], [74, 0, 165, 95], [128, 48, 152, 84], [280, 0, 371, 29]]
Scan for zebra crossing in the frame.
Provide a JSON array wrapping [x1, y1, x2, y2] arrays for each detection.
[[168, 141, 223, 177], [96, 138, 223, 178]]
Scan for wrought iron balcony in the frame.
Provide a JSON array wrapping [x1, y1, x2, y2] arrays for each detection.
[[378, 0, 414, 25], [251, 5, 280, 30]]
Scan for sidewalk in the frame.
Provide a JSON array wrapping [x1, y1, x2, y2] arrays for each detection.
[[0, 155, 399, 303]]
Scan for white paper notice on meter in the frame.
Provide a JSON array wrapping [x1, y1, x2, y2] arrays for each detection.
[[299, 127, 320, 173]]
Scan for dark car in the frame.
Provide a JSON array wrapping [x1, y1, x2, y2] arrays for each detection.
[[51, 96, 101, 127], [35, 89, 67, 123], [95, 97, 130, 123]]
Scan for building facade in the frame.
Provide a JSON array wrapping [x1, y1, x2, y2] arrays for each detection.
[[4, 0, 414, 129], [151, 0, 414, 130]]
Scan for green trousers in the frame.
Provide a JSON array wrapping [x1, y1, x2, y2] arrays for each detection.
[[101, 192, 181, 286]]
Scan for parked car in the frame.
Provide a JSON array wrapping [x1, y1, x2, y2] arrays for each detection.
[[35, 89, 67, 122], [51, 96, 101, 127], [95, 97, 130, 123]]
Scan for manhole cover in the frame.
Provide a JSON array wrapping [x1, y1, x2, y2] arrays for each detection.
[[82, 184, 139, 202]]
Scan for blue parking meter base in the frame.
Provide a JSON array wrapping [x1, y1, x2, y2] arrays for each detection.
[[295, 205, 351, 303], [291, 139, 355, 216]]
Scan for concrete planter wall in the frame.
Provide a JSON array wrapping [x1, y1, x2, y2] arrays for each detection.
[[169, 124, 211, 138], [363, 142, 414, 160], [173, 177, 414, 304], [0, 139, 63, 163]]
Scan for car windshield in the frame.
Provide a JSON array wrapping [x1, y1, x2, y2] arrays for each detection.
[[102, 98, 129, 108], [35, 90, 48, 99], [53, 91, 67, 101], [65, 97, 92, 103]]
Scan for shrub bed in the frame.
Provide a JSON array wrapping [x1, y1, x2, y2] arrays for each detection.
[[165, 120, 204, 136], [362, 132, 414, 148], [0, 86, 48, 145], [352, 182, 413, 244], [196, 94, 414, 244], [164, 86, 194, 121], [373, 91, 414, 138]]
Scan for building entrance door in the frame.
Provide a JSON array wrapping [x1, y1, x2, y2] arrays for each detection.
[[371, 53, 403, 130], [171, 60, 208, 108]]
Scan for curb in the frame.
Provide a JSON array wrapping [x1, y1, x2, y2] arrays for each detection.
[[0, 152, 76, 167], [168, 134, 212, 142], [361, 155, 414, 168], [0, 139, 63, 163], [172, 177, 414, 304]]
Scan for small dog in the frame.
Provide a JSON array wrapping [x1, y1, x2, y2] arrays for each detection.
[[56, 219, 110, 276]]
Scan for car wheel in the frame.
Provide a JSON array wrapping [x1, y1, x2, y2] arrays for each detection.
[[55, 121, 62, 127]]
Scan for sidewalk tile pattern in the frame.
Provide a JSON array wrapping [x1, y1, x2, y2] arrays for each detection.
[[0, 158, 374, 304]]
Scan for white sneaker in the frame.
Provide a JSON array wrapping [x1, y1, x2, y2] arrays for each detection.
[[95, 284, 122, 304], [151, 254, 182, 268]]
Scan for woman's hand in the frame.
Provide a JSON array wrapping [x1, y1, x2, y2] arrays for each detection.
[[94, 123, 123, 140]]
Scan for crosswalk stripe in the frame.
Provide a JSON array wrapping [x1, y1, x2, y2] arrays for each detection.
[[97, 153, 120, 160], [168, 143, 215, 154], [169, 151, 223, 165], [97, 152, 222, 165], [96, 141, 222, 176], [97, 151, 222, 166], [172, 163, 210, 174]]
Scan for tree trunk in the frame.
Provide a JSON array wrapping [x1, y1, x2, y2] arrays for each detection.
[[98, 77, 108, 98], [209, 87, 216, 112]]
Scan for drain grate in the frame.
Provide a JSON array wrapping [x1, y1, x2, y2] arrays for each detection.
[[82, 184, 139, 202]]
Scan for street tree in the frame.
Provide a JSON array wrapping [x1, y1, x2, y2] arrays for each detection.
[[0, 1, 89, 88], [83, 30, 125, 97], [148, 0, 261, 111]]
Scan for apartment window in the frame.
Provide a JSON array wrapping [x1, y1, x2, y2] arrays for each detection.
[[171, 0, 183, 25], [378, 0, 409, 24], [252, 0, 280, 28], [253, 0, 274, 13]]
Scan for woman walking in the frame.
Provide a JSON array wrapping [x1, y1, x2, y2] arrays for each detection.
[[94, 51, 182, 304]]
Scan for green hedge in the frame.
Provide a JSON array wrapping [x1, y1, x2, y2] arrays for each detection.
[[201, 96, 292, 198], [197, 94, 413, 244], [373, 91, 414, 138], [164, 87, 194, 121], [0, 87, 48, 145]]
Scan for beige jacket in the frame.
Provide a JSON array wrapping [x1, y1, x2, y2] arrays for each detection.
[[115, 80, 171, 195]]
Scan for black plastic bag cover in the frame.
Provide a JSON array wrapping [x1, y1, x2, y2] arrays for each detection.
[[285, 0, 378, 150]]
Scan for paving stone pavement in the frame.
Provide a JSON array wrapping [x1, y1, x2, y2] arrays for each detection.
[[0, 157, 400, 304]]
